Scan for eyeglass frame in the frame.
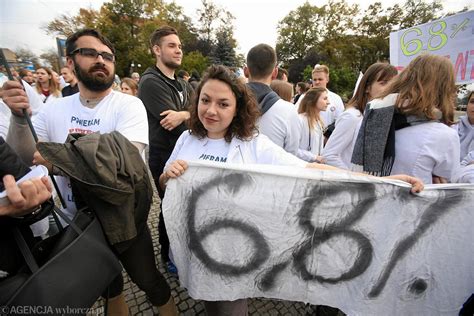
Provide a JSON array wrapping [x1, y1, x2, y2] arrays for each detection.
[[68, 48, 115, 63]]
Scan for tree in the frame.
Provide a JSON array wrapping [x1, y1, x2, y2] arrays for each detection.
[[211, 28, 239, 67], [40, 49, 61, 72], [14, 48, 41, 68], [181, 51, 209, 75], [276, 2, 322, 62], [398, 0, 443, 30], [276, 0, 449, 96], [44, 0, 199, 77]]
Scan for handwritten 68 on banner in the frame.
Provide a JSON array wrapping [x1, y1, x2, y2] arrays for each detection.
[[390, 10, 474, 84], [163, 163, 474, 315]]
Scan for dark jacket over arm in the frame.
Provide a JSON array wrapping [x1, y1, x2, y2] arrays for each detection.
[[37, 132, 153, 252], [138, 67, 193, 181]]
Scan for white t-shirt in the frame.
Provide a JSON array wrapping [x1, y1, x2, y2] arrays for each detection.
[[322, 107, 362, 169], [390, 122, 460, 184], [36, 90, 62, 104], [165, 131, 307, 171], [296, 113, 324, 162], [33, 91, 149, 219], [0, 101, 10, 139], [258, 99, 301, 156], [0, 80, 43, 139], [320, 90, 345, 127]]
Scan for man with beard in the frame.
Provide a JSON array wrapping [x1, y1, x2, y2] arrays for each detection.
[[2, 29, 178, 316], [138, 26, 193, 275]]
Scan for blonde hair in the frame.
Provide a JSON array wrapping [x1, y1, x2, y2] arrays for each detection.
[[312, 64, 329, 78], [298, 87, 326, 129], [35, 67, 61, 97], [379, 54, 456, 125], [270, 80, 294, 102]]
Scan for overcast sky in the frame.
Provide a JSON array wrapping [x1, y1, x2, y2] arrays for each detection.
[[0, 0, 472, 57]]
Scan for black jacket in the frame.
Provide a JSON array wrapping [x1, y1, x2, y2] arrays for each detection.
[[37, 132, 153, 252], [138, 66, 193, 182], [247, 82, 280, 115], [0, 138, 37, 276]]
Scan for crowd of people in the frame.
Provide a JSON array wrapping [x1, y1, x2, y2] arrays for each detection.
[[0, 24, 473, 315]]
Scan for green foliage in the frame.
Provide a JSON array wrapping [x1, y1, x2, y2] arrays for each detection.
[[43, 0, 240, 77], [276, 0, 447, 96], [302, 65, 313, 82], [39, 49, 61, 72], [181, 51, 209, 75]]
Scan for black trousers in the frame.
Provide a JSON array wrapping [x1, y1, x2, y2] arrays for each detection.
[[150, 168, 170, 263], [106, 226, 171, 306]]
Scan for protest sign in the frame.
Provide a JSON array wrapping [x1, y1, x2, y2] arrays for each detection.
[[390, 10, 474, 84], [163, 163, 474, 315]]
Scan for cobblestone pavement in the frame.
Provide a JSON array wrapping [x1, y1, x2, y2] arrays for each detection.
[[90, 181, 339, 316]]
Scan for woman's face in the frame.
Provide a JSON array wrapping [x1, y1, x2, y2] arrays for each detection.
[[121, 82, 134, 96], [367, 75, 393, 101], [198, 79, 237, 139], [467, 93, 474, 123], [36, 68, 50, 84], [315, 91, 329, 112]]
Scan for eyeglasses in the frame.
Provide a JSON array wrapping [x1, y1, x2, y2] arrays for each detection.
[[69, 48, 115, 62]]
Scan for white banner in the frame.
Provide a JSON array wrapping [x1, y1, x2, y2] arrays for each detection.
[[390, 10, 474, 84], [163, 163, 474, 315]]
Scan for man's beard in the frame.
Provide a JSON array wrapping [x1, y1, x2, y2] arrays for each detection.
[[74, 63, 114, 92], [163, 58, 180, 70]]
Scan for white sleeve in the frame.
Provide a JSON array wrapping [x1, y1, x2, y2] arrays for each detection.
[[333, 95, 345, 121], [322, 111, 358, 169], [23, 80, 44, 116], [453, 164, 474, 183], [431, 129, 460, 181], [164, 131, 189, 172], [257, 135, 307, 167], [283, 106, 301, 156], [31, 103, 50, 142], [115, 96, 149, 146], [296, 148, 316, 162], [295, 114, 314, 162], [0, 101, 10, 139]]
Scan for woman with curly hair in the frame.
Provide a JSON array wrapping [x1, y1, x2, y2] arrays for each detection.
[[159, 64, 424, 316]]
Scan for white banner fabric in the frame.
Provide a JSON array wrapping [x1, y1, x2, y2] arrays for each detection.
[[163, 162, 474, 315]]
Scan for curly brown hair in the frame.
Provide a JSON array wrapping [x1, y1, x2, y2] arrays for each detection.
[[188, 65, 260, 142]]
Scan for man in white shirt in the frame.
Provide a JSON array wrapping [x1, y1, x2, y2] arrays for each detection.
[[2, 28, 177, 316], [310, 64, 345, 127], [244, 44, 300, 155]]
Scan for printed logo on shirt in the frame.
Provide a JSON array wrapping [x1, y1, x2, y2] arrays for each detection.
[[68, 128, 95, 134], [199, 154, 227, 163], [71, 116, 101, 127]]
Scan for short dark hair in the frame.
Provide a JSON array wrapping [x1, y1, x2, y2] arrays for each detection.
[[19, 69, 31, 78], [66, 29, 115, 56], [177, 70, 189, 79], [347, 62, 397, 113], [276, 68, 288, 80], [246, 44, 277, 80], [150, 26, 178, 53], [297, 82, 309, 93], [188, 65, 260, 142]]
